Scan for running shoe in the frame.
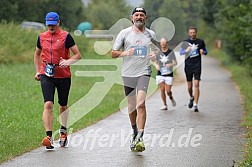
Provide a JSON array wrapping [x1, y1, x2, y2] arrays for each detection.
[[188, 97, 194, 108], [194, 105, 199, 112], [134, 137, 145, 152], [42, 136, 54, 149], [160, 105, 167, 110], [130, 134, 137, 151], [171, 98, 176, 107], [59, 129, 68, 147]]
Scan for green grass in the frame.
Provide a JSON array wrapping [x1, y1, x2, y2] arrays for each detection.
[[210, 48, 252, 166], [0, 63, 125, 163], [0, 23, 127, 163], [0, 22, 40, 64]]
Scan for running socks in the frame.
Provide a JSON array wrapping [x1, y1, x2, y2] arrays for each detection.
[[46, 131, 52, 137], [136, 130, 144, 139], [61, 125, 67, 131], [132, 124, 138, 136]]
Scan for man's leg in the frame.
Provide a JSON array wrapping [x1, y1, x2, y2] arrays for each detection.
[[127, 95, 137, 127], [59, 105, 69, 147], [193, 68, 201, 112], [165, 83, 176, 107], [43, 101, 54, 132], [185, 70, 194, 108], [159, 82, 167, 109], [41, 101, 54, 148], [193, 79, 200, 105], [59, 106, 69, 128], [56, 77, 71, 147], [40, 75, 55, 148], [187, 81, 195, 108], [123, 77, 138, 133], [136, 90, 147, 131], [187, 81, 193, 97]]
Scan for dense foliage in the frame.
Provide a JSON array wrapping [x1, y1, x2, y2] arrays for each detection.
[[201, 0, 252, 75]]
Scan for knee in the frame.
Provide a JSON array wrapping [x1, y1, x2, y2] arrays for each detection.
[[60, 105, 68, 111], [167, 91, 172, 97], [44, 101, 53, 111], [160, 86, 165, 92], [194, 83, 199, 89], [137, 102, 146, 111]]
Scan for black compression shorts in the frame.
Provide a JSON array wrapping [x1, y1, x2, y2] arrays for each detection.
[[40, 75, 71, 106]]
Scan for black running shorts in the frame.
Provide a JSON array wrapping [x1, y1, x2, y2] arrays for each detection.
[[122, 75, 150, 96], [40, 75, 71, 106], [184, 67, 201, 81]]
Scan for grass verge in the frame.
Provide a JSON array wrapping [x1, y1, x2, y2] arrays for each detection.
[[0, 62, 125, 163]]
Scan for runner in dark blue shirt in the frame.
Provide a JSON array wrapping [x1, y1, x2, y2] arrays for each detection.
[[180, 26, 208, 112]]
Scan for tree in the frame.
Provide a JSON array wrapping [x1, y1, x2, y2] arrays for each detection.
[[0, 0, 18, 22], [158, 0, 186, 44], [143, 0, 164, 28], [85, 0, 131, 30], [0, 0, 85, 30], [201, 0, 252, 74]]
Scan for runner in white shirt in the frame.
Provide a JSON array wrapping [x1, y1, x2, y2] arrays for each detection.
[[112, 7, 156, 152]]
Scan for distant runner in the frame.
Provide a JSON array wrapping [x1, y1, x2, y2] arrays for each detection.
[[180, 26, 208, 112], [155, 38, 177, 111]]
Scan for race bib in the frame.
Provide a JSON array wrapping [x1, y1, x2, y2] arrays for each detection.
[[132, 46, 147, 57], [160, 67, 172, 75], [189, 49, 199, 58], [45, 64, 55, 77]]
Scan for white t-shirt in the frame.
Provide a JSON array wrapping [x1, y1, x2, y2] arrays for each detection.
[[113, 26, 155, 77]]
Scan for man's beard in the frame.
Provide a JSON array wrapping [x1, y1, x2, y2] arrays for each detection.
[[134, 20, 144, 28]]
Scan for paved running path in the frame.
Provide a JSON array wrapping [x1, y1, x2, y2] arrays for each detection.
[[1, 56, 245, 167]]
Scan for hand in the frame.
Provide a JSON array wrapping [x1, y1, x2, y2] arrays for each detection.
[[165, 63, 173, 68], [185, 46, 191, 53], [149, 51, 156, 62], [34, 72, 40, 81], [155, 63, 160, 70], [59, 57, 69, 68], [128, 48, 135, 56], [200, 49, 204, 55]]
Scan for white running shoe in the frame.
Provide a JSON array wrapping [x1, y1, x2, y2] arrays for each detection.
[[160, 105, 167, 110]]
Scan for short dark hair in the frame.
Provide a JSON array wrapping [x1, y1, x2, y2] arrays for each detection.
[[188, 26, 197, 32]]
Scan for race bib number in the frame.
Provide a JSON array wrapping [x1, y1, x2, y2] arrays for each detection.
[[45, 64, 55, 77], [160, 67, 172, 75], [132, 46, 147, 57], [189, 49, 199, 58]]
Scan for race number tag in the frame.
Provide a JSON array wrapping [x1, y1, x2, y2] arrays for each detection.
[[189, 49, 199, 58], [45, 64, 55, 77], [160, 67, 172, 75], [132, 46, 147, 57]]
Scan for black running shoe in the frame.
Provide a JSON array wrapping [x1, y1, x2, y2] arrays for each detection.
[[188, 97, 194, 108], [194, 105, 199, 112]]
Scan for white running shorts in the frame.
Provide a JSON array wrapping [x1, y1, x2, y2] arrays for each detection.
[[156, 75, 173, 85]]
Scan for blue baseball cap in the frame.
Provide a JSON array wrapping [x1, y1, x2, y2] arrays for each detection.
[[45, 12, 59, 26]]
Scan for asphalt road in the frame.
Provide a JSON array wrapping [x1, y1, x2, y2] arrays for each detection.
[[1, 56, 245, 167]]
